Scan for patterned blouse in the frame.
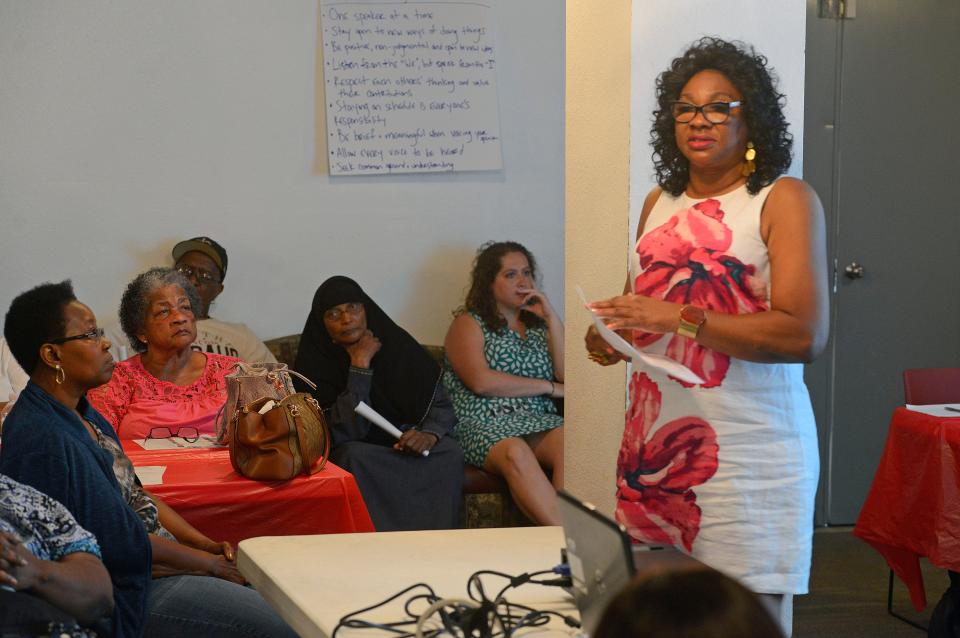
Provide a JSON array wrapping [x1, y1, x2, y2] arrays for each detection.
[[0, 473, 101, 563], [91, 424, 175, 541], [0, 474, 105, 636], [87, 352, 240, 439]]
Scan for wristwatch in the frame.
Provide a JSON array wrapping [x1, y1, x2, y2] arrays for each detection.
[[677, 305, 706, 339]]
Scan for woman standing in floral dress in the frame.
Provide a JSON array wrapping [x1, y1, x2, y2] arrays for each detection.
[[586, 38, 828, 636]]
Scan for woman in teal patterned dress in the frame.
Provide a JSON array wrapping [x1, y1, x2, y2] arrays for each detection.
[[444, 241, 564, 525]]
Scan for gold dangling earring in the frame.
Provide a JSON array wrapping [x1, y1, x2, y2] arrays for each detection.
[[741, 142, 757, 177], [55, 364, 65, 385]]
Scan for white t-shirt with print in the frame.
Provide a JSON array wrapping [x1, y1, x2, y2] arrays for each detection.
[[104, 318, 276, 364], [190, 317, 276, 363]]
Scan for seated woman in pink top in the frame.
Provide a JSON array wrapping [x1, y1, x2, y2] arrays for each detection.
[[88, 267, 239, 440]]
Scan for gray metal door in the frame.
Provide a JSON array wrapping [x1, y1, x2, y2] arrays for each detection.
[[804, 0, 960, 524]]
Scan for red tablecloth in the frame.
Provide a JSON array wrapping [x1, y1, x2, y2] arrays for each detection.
[[122, 442, 374, 547], [853, 407, 960, 611]]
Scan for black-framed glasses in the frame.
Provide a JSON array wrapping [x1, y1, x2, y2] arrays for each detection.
[[323, 302, 364, 322], [671, 100, 742, 124], [147, 426, 200, 443], [48, 327, 105, 345], [177, 265, 220, 284]]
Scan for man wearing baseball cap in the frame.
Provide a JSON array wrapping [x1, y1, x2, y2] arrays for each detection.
[[171, 236, 277, 363]]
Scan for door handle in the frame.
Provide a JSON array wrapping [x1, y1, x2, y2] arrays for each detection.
[[844, 262, 865, 279]]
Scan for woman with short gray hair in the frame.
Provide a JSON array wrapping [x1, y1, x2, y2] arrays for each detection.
[[88, 267, 240, 440], [116, 267, 201, 354]]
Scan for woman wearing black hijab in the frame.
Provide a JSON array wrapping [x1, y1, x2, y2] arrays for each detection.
[[293, 276, 464, 531]]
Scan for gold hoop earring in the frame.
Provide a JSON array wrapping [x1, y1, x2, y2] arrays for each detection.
[[741, 142, 757, 176], [55, 364, 65, 385]]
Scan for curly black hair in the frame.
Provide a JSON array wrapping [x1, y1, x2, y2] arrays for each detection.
[[119, 267, 202, 353], [652, 37, 792, 196], [4, 280, 77, 375], [460, 241, 545, 333]]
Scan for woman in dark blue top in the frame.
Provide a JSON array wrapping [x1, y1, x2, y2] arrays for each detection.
[[0, 281, 296, 638], [1, 283, 150, 638]]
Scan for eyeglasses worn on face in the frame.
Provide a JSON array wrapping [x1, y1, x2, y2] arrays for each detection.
[[323, 302, 364, 322], [49, 327, 105, 345], [177, 265, 220, 284], [148, 426, 200, 443], [671, 100, 743, 124]]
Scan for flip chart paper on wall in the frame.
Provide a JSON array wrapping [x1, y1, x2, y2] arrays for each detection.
[[576, 285, 705, 386], [320, 0, 503, 175]]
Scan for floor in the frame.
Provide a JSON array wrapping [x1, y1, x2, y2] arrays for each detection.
[[793, 527, 947, 637]]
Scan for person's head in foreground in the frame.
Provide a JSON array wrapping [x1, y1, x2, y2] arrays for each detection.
[[171, 236, 227, 319], [593, 566, 786, 638], [653, 36, 792, 196]]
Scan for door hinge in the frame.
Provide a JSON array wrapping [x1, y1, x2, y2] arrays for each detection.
[[819, 0, 857, 19], [832, 258, 839, 294]]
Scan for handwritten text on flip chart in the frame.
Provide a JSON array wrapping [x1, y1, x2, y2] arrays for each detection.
[[320, 1, 503, 175]]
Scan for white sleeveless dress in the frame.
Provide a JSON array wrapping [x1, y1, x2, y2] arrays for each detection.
[[617, 182, 820, 594]]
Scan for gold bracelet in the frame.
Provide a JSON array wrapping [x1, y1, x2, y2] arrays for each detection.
[[549, 380, 555, 397]]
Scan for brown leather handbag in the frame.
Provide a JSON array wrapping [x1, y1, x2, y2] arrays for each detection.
[[229, 393, 331, 481], [216, 362, 300, 444]]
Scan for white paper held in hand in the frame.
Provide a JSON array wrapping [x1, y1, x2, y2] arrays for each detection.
[[354, 401, 430, 457], [576, 284, 705, 386]]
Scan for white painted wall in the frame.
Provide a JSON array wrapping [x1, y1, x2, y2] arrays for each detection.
[[564, 0, 631, 517], [565, 0, 807, 516], [0, 1, 563, 346]]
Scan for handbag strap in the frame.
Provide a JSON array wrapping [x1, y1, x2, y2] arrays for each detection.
[[290, 396, 329, 474], [292, 417, 314, 476], [284, 369, 317, 390], [227, 360, 318, 391], [214, 386, 244, 444], [228, 361, 285, 377]]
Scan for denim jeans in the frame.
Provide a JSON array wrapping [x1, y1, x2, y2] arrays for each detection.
[[144, 575, 298, 638]]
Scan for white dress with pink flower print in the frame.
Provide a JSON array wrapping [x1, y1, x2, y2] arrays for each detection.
[[618, 182, 820, 595]]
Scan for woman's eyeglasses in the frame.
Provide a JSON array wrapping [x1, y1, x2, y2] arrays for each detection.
[[671, 100, 742, 124], [148, 426, 200, 443], [177, 265, 220, 284], [323, 302, 364, 322], [49, 327, 105, 345]]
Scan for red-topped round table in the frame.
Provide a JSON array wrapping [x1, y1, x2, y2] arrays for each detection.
[[854, 406, 960, 611], [122, 442, 374, 547]]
